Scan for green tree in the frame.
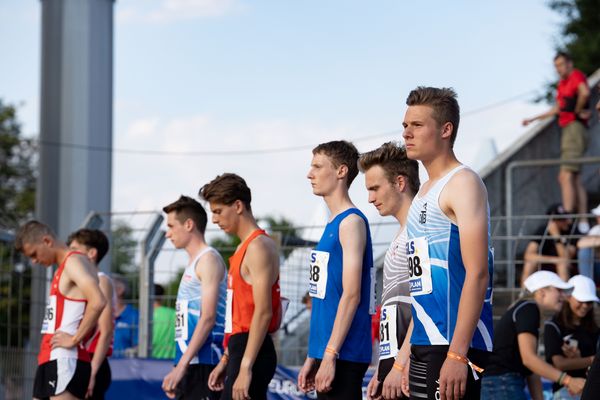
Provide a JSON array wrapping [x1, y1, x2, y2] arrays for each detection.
[[111, 220, 138, 275]]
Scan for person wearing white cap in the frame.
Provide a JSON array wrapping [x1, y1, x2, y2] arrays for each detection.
[[576, 204, 600, 281], [481, 271, 585, 400], [543, 275, 599, 399]]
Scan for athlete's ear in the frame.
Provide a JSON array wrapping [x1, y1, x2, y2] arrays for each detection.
[[337, 164, 348, 180], [395, 175, 406, 192], [440, 121, 454, 140], [234, 199, 244, 214], [184, 218, 195, 232], [87, 247, 98, 264], [41, 235, 53, 247]]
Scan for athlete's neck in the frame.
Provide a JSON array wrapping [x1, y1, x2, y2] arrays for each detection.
[[55, 244, 72, 266], [422, 151, 461, 181], [184, 234, 208, 261], [235, 215, 262, 244], [393, 194, 413, 227], [323, 190, 355, 221]]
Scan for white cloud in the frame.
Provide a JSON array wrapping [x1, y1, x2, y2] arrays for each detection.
[[117, 0, 241, 24], [126, 117, 160, 138]]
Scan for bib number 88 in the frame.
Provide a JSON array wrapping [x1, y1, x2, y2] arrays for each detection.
[[310, 264, 320, 282], [408, 255, 423, 277]]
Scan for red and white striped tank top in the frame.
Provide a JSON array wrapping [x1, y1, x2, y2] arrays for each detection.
[[38, 251, 90, 364]]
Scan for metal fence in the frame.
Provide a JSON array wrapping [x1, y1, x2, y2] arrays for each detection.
[[0, 211, 598, 397]]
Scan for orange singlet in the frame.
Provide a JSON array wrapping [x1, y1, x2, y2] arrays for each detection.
[[226, 229, 281, 337]]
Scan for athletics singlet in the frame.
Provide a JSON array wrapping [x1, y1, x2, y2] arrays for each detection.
[[175, 247, 226, 365], [406, 165, 494, 351], [83, 272, 116, 357], [38, 252, 91, 364], [225, 229, 281, 337], [307, 208, 375, 363]]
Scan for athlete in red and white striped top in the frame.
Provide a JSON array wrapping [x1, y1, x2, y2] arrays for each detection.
[[15, 221, 106, 400]]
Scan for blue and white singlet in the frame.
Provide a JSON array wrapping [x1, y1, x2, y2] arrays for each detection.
[[174, 247, 227, 365], [406, 165, 493, 351], [307, 208, 375, 363]]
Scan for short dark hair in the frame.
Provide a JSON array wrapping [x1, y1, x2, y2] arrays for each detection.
[[15, 220, 56, 253], [312, 140, 360, 188], [162, 195, 208, 234], [67, 229, 110, 264], [554, 51, 572, 62], [406, 86, 460, 146], [199, 173, 252, 211], [358, 142, 420, 195]]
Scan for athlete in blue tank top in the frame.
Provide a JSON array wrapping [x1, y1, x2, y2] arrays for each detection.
[[161, 196, 227, 400], [298, 141, 375, 400], [399, 87, 493, 400]]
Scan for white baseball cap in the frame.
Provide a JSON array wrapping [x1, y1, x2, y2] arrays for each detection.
[[524, 271, 573, 293], [591, 204, 600, 216], [568, 275, 600, 303]]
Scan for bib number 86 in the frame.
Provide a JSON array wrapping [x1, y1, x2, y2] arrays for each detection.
[[408, 255, 423, 277]]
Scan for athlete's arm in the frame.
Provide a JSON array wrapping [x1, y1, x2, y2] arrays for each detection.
[[315, 214, 366, 392], [438, 170, 490, 400], [163, 252, 225, 394], [522, 104, 559, 126], [233, 237, 279, 398], [55, 256, 107, 347], [383, 319, 413, 399], [575, 82, 590, 115], [88, 275, 115, 392]]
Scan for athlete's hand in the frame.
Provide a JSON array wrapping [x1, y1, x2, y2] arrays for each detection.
[[401, 358, 410, 397], [439, 357, 467, 400], [315, 353, 336, 393], [85, 373, 96, 399], [562, 343, 581, 358], [50, 331, 76, 349], [366, 374, 381, 400], [232, 365, 252, 400], [162, 364, 186, 399], [382, 363, 404, 400], [208, 359, 227, 392], [297, 357, 316, 393]]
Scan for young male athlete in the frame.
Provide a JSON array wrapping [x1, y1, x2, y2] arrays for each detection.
[[359, 142, 420, 400], [298, 140, 375, 400], [67, 229, 115, 400], [15, 221, 107, 400], [160, 195, 227, 399], [401, 87, 494, 400], [201, 174, 281, 400]]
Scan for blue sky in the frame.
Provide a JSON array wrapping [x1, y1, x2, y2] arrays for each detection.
[[1, 0, 561, 229]]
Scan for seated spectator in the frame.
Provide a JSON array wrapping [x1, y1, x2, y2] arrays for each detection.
[[522, 204, 579, 286], [113, 275, 139, 358], [152, 284, 176, 359], [577, 204, 600, 283], [544, 275, 599, 399]]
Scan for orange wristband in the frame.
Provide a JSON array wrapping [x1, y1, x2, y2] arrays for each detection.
[[393, 361, 404, 372], [325, 346, 339, 359], [563, 375, 572, 387], [447, 351, 484, 374]]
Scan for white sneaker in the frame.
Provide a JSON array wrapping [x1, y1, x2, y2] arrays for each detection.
[[578, 221, 590, 234]]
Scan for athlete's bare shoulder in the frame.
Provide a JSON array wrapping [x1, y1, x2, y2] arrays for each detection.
[[441, 166, 488, 223], [246, 234, 278, 259]]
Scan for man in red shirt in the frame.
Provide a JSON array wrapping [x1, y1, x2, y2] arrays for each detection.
[[523, 52, 591, 233]]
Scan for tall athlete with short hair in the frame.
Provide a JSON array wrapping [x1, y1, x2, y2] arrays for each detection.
[[401, 87, 493, 400], [15, 221, 107, 400], [160, 195, 227, 399], [67, 228, 115, 400], [201, 174, 281, 400], [298, 140, 375, 400], [359, 142, 420, 400]]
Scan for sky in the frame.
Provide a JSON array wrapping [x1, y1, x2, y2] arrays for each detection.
[[0, 0, 562, 252]]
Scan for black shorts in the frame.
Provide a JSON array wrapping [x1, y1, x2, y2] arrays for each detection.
[[89, 357, 111, 400], [409, 345, 490, 400], [176, 363, 221, 400], [376, 357, 409, 400], [314, 358, 368, 400], [33, 359, 91, 399], [221, 333, 277, 400]]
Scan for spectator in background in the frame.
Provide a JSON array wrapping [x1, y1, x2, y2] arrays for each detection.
[[577, 204, 600, 283], [544, 275, 599, 400], [302, 291, 313, 311], [481, 271, 585, 400], [522, 52, 591, 233], [521, 204, 579, 286], [152, 284, 176, 359], [113, 275, 139, 358]]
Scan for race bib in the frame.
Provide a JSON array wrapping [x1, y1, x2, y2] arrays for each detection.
[[225, 289, 233, 334], [406, 237, 432, 296], [175, 300, 188, 341], [379, 304, 399, 360], [308, 250, 329, 299], [41, 295, 57, 334]]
